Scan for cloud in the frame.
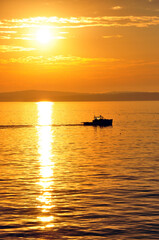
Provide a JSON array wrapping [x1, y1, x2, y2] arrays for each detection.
[[0, 16, 159, 31], [103, 35, 123, 39], [0, 45, 36, 52], [112, 6, 123, 10], [0, 36, 11, 39], [1, 55, 159, 74], [0, 32, 66, 43], [0, 30, 17, 34], [1, 56, 159, 74], [0, 55, 120, 66]]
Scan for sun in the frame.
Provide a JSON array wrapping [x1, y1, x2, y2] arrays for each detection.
[[36, 26, 52, 44]]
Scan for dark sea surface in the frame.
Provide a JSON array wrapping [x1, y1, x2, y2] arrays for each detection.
[[0, 101, 159, 240]]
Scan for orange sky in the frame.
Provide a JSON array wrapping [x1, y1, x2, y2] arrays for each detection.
[[0, 0, 159, 92]]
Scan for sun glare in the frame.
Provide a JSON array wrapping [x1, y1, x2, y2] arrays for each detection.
[[36, 26, 52, 44], [36, 102, 55, 229]]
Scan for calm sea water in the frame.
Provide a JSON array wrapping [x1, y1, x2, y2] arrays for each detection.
[[0, 101, 159, 240]]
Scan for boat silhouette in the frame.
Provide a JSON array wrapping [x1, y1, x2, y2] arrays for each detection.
[[82, 115, 113, 126]]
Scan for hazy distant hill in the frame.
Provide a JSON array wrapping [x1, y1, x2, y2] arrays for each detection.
[[0, 90, 159, 102]]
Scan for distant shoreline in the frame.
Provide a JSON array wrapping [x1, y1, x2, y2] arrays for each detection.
[[0, 90, 159, 102]]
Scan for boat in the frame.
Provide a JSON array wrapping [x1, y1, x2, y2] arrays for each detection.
[[82, 115, 113, 127]]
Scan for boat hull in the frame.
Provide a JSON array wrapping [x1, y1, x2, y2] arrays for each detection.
[[83, 119, 113, 127]]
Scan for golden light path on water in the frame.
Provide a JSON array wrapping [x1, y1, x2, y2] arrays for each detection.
[[36, 102, 55, 229]]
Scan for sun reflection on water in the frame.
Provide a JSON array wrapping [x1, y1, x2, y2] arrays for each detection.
[[36, 102, 55, 229]]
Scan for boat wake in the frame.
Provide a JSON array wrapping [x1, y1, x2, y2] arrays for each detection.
[[0, 125, 34, 129], [0, 124, 83, 129]]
